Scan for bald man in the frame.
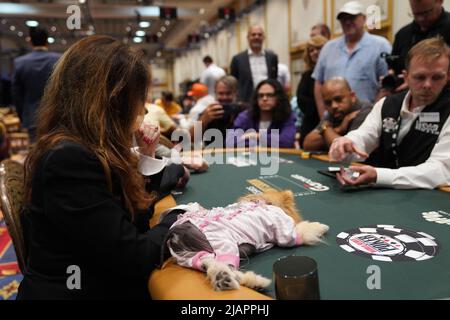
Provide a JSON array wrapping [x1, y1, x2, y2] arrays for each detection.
[[303, 77, 372, 151], [230, 25, 278, 104], [391, 0, 450, 75]]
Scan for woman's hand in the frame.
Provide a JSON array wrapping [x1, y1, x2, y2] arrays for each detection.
[[181, 154, 209, 173], [176, 166, 191, 189], [136, 123, 160, 157]]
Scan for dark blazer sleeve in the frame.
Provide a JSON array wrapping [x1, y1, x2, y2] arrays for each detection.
[[267, 50, 278, 80], [230, 54, 239, 80], [40, 143, 171, 280]]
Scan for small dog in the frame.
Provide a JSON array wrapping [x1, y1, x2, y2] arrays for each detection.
[[162, 189, 329, 291]]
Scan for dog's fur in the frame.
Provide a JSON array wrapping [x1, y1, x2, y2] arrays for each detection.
[[164, 189, 329, 291]]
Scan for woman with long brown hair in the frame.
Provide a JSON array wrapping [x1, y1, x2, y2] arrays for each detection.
[[18, 35, 179, 299]]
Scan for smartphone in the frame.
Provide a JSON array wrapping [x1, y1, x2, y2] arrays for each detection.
[[220, 103, 239, 120], [318, 170, 337, 179]]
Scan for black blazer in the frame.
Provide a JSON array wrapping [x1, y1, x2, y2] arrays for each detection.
[[17, 141, 176, 300], [230, 49, 278, 104]]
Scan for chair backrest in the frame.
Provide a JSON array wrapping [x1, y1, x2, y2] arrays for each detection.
[[0, 159, 26, 273]]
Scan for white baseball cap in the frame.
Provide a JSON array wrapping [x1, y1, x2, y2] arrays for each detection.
[[337, 1, 366, 19]]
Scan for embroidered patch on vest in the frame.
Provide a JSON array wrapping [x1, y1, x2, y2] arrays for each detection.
[[382, 117, 398, 133], [415, 122, 440, 136]]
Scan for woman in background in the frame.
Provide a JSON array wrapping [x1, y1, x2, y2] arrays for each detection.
[[18, 36, 178, 300], [228, 79, 296, 148], [296, 35, 328, 148]]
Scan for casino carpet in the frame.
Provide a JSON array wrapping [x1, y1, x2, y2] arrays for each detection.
[[0, 220, 22, 300]]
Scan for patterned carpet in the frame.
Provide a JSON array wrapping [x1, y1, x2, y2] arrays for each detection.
[[0, 220, 22, 300]]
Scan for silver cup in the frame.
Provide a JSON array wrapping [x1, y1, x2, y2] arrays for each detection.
[[273, 255, 320, 300]]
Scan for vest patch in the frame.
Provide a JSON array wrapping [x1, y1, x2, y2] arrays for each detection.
[[382, 117, 398, 133], [415, 122, 440, 135]]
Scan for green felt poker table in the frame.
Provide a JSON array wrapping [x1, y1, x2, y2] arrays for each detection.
[[149, 149, 450, 300]]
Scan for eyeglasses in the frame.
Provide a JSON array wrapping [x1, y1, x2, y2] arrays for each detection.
[[257, 93, 276, 99]]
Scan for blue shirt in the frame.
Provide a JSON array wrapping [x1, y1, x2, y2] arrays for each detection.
[[312, 32, 391, 103]]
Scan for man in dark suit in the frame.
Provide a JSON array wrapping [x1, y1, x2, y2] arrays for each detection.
[[12, 27, 60, 142], [230, 25, 278, 104]]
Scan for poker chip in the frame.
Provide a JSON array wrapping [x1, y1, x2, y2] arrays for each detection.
[[336, 225, 440, 262], [382, 118, 398, 133], [301, 152, 311, 159]]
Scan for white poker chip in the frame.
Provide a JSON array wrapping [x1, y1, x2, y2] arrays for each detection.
[[336, 225, 439, 262], [383, 118, 398, 133]]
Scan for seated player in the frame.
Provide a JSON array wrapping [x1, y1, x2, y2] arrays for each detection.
[[227, 79, 296, 148], [329, 38, 450, 190], [303, 77, 372, 152]]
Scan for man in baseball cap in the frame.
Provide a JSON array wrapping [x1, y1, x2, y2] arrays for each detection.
[[336, 1, 366, 19], [187, 83, 209, 99], [312, 1, 391, 120]]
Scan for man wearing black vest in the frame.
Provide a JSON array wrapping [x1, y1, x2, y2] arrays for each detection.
[[329, 37, 450, 189]]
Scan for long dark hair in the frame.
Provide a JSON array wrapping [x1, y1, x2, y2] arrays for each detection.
[[250, 79, 292, 126], [25, 35, 154, 216]]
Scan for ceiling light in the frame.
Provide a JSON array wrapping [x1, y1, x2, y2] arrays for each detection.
[[161, 27, 166, 32], [165, 20, 170, 26], [10, 25, 15, 31], [199, 8, 205, 15], [157, 32, 162, 37], [26, 20, 39, 27], [133, 37, 143, 43], [18, 31, 23, 37], [51, 26, 56, 32], [139, 21, 151, 28], [156, 51, 162, 57], [61, 39, 67, 45], [48, 37, 55, 44], [79, 0, 86, 4], [135, 30, 146, 37]]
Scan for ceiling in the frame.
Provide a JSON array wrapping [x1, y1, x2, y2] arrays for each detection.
[[0, 0, 236, 59]]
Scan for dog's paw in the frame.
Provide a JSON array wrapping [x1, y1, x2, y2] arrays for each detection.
[[205, 261, 240, 291], [296, 221, 329, 245], [236, 270, 271, 290]]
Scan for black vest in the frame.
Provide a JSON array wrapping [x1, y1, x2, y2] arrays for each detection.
[[372, 87, 450, 169]]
